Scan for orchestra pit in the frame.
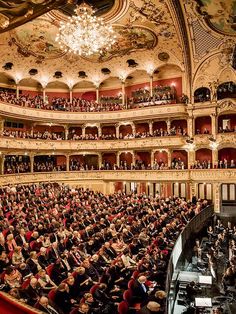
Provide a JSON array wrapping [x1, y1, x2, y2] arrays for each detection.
[[0, 1, 235, 314]]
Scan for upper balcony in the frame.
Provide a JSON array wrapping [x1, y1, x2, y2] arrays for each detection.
[[0, 100, 188, 123]]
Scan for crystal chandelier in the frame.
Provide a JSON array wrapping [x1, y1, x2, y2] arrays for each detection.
[[55, 3, 116, 56]]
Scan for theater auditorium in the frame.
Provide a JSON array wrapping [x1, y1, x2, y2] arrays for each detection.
[[0, 1, 235, 314]]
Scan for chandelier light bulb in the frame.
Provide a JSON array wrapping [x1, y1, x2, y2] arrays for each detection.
[[55, 3, 116, 56]]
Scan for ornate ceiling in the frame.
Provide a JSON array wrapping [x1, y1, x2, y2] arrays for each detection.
[[0, 0, 234, 92]]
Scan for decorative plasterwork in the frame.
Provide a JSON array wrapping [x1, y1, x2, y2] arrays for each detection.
[[195, 0, 236, 37], [0, 102, 188, 124], [0, 170, 235, 186], [217, 99, 236, 115], [0, 0, 184, 87]]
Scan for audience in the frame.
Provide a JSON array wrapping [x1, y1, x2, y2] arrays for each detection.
[[0, 183, 206, 313]]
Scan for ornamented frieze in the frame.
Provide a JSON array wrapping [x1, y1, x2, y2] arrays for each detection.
[[0, 169, 235, 186], [0, 102, 187, 124]]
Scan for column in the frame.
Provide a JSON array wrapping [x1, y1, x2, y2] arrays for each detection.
[[211, 113, 217, 137], [167, 149, 172, 169], [96, 87, 99, 103], [116, 152, 120, 167], [166, 119, 171, 134], [66, 155, 70, 171], [188, 181, 196, 201], [16, 84, 19, 99], [121, 81, 126, 107], [98, 154, 102, 169], [64, 126, 69, 140], [150, 75, 153, 98], [0, 119, 4, 135], [98, 125, 102, 138], [131, 122, 136, 136], [131, 151, 135, 169], [212, 149, 218, 169], [30, 154, 34, 173], [115, 124, 120, 139], [69, 88, 73, 103], [151, 150, 155, 168], [42, 88, 46, 103], [187, 116, 194, 138], [82, 125, 86, 138], [0, 154, 4, 174], [188, 150, 195, 169], [149, 121, 153, 136], [213, 183, 220, 213]]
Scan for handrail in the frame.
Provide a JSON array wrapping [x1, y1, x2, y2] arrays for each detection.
[[165, 205, 214, 314], [0, 291, 43, 314]]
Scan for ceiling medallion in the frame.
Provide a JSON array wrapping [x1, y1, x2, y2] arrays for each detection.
[[55, 2, 116, 56]]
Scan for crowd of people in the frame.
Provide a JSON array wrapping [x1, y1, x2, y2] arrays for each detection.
[[218, 125, 236, 133], [3, 129, 64, 141], [2, 126, 187, 142], [130, 86, 176, 104], [189, 218, 236, 312], [0, 183, 206, 314], [0, 91, 176, 114]]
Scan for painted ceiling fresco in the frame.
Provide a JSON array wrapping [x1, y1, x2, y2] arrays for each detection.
[[197, 0, 236, 36]]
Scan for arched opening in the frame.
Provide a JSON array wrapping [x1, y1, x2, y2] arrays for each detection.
[[126, 69, 150, 105], [217, 81, 236, 100], [119, 152, 133, 169], [33, 125, 65, 140], [73, 81, 96, 101], [68, 127, 82, 140], [195, 116, 212, 134], [34, 155, 66, 172], [4, 155, 30, 174], [135, 151, 151, 169], [194, 149, 212, 169], [153, 64, 183, 102], [153, 121, 167, 136], [0, 72, 16, 93], [20, 78, 42, 97], [153, 151, 168, 169], [119, 124, 133, 139], [85, 126, 98, 139], [218, 114, 236, 133], [218, 148, 236, 168], [135, 122, 149, 135], [194, 87, 211, 103], [69, 155, 98, 170], [46, 81, 69, 101], [101, 125, 116, 139], [102, 153, 117, 170], [170, 119, 187, 135], [171, 150, 188, 169], [100, 77, 122, 104]]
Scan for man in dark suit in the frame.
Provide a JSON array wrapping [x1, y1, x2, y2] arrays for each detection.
[[103, 242, 117, 259], [132, 275, 149, 302], [37, 296, 62, 314]]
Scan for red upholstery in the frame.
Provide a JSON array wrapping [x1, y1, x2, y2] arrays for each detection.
[[69, 308, 78, 314], [132, 270, 139, 279], [118, 301, 129, 314], [21, 278, 31, 289], [90, 284, 100, 295], [48, 288, 56, 302], [128, 279, 134, 289], [46, 264, 54, 278], [25, 231, 33, 242]]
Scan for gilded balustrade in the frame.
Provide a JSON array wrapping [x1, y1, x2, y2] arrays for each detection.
[[0, 169, 235, 186]]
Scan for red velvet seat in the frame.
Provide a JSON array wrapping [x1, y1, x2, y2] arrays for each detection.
[[128, 279, 134, 289], [89, 284, 100, 295], [131, 270, 139, 279], [123, 289, 141, 310], [118, 301, 129, 314], [21, 278, 31, 289], [69, 308, 78, 314], [48, 288, 56, 302], [46, 264, 54, 278]]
